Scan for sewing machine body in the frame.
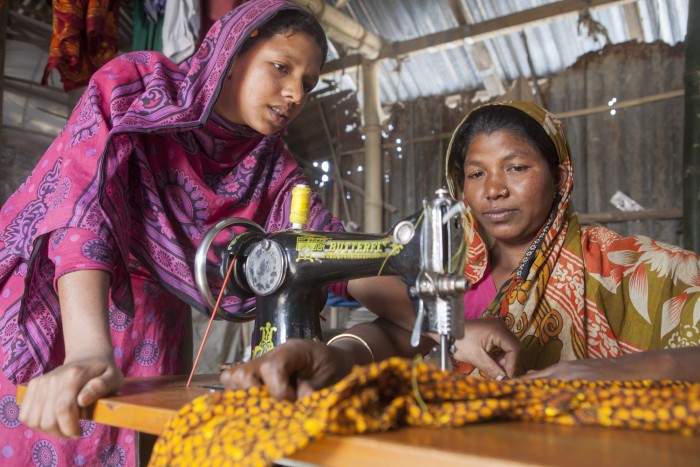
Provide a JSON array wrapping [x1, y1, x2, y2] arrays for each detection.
[[195, 189, 468, 368]]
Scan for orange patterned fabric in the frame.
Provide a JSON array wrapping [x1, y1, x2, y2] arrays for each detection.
[[42, 0, 121, 92], [149, 358, 700, 466]]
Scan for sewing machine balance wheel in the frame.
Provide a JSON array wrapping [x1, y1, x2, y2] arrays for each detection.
[[194, 217, 265, 322]]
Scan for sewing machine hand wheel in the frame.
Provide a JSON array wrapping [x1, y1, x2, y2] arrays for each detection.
[[194, 217, 265, 322]]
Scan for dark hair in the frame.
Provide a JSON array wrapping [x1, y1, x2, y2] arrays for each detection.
[[450, 105, 559, 192], [238, 8, 328, 67]]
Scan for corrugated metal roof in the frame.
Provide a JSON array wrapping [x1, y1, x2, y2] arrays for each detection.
[[3, 0, 689, 135], [320, 0, 688, 105]]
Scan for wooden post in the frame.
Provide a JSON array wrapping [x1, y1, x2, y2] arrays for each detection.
[[0, 0, 8, 137], [361, 57, 383, 233]]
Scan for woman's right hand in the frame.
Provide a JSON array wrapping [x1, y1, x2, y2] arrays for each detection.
[[451, 318, 523, 379], [19, 355, 124, 439], [221, 339, 355, 401], [19, 269, 121, 439]]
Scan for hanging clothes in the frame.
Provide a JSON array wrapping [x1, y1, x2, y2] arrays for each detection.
[[41, 0, 121, 92], [142, 0, 167, 23], [132, 0, 164, 52], [162, 0, 201, 64], [198, 0, 244, 50]]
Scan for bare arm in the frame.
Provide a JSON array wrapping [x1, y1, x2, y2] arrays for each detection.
[[348, 276, 522, 378], [521, 347, 700, 382], [18, 270, 124, 439], [220, 317, 431, 400], [222, 274, 523, 399], [347, 276, 416, 331]]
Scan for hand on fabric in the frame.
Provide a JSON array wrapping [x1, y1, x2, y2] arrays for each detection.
[[520, 347, 700, 382], [220, 339, 355, 401], [451, 318, 523, 379], [19, 355, 123, 439]]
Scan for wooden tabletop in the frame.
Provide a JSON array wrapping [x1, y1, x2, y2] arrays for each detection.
[[17, 375, 700, 466]]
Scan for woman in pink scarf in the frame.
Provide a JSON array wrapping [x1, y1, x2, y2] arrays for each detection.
[[0, 1, 346, 464]]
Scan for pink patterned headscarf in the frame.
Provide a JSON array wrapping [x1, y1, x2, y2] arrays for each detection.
[[0, 0, 342, 382]]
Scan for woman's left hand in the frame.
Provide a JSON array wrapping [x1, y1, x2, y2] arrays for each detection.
[[520, 358, 627, 381], [451, 318, 523, 380], [520, 347, 700, 382]]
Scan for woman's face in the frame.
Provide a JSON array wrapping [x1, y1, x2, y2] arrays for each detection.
[[462, 129, 562, 248], [214, 31, 322, 135]]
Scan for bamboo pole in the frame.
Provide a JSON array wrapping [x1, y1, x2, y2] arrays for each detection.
[[0, 0, 8, 137], [361, 58, 383, 233]]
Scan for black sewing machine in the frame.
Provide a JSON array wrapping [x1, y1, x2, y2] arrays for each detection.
[[194, 187, 468, 370]]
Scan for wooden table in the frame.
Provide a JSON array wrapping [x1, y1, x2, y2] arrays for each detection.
[[17, 375, 700, 466]]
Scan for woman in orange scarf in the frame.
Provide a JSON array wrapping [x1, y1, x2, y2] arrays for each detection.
[[224, 101, 700, 396], [147, 101, 699, 466]]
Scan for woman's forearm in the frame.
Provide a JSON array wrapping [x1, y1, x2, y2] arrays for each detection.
[[345, 275, 439, 364], [57, 270, 114, 361], [348, 276, 416, 331], [20, 269, 122, 439], [329, 318, 435, 366], [523, 346, 700, 382], [638, 347, 700, 381]]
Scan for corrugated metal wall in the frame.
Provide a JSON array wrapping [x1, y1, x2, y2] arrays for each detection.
[[548, 40, 685, 243]]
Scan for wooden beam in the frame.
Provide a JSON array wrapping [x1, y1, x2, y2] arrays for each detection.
[[556, 90, 684, 119], [448, 0, 468, 26], [578, 208, 682, 224], [317, 101, 354, 223], [339, 178, 398, 213], [622, 2, 644, 42], [3, 76, 69, 105], [331, 90, 685, 159], [9, 0, 53, 23], [323, 0, 634, 76]]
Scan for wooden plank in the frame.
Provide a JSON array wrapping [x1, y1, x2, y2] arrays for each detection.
[[556, 90, 684, 119], [577, 208, 683, 224]]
